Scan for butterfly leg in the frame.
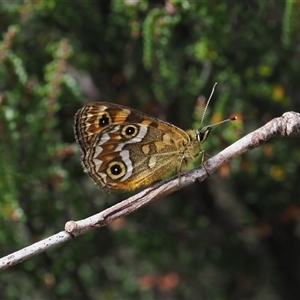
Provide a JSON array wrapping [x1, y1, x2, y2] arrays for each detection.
[[202, 161, 210, 177], [177, 156, 187, 187], [200, 151, 210, 178]]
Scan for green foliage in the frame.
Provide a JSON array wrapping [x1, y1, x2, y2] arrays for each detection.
[[1, 0, 300, 299]]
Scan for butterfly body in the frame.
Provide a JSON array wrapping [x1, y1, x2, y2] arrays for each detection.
[[74, 102, 206, 191]]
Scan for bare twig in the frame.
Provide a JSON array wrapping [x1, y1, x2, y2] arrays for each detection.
[[1, 111, 299, 271]]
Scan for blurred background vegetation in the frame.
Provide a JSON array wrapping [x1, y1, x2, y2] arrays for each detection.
[[1, 1, 300, 299]]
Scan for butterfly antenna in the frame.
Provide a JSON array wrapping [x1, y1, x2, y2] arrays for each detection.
[[200, 82, 218, 126]]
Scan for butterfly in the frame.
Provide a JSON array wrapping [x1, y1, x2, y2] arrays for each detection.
[[74, 102, 235, 192]]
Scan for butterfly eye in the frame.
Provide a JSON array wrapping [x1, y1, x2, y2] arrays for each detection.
[[107, 161, 126, 179], [121, 125, 138, 138], [198, 126, 213, 142], [99, 113, 111, 127]]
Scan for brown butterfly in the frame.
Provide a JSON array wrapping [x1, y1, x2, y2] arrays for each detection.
[[74, 102, 235, 191]]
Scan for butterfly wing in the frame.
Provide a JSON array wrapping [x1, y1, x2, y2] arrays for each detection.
[[74, 102, 197, 191]]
